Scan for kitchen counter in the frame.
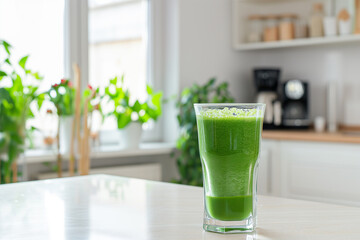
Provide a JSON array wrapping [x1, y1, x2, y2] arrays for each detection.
[[263, 129, 360, 144], [1, 175, 360, 239]]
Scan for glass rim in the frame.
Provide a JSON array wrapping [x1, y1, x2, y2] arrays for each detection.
[[193, 103, 266, 107]]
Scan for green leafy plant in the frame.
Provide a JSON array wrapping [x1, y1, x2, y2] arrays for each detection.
[[0, 40, 44, 184], [102, 75, 162, 129], [174, 78, 234, 186], [47, 79, 75, 116]]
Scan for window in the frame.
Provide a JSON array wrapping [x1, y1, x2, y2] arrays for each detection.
[[0, 0, 65, 91], [0, 0, 65, 144], [88, 0, 149, 131], [0, 0, 159, 149]]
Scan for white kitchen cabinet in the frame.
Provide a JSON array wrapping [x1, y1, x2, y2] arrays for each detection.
[[257, 147, 270, 195], [262, 139, 360, 207], [258, 140, 275, 195]]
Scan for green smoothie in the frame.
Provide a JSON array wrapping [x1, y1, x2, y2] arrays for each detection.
[[197, 107, 263, 221]]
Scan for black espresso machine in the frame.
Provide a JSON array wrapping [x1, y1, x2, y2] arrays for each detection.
[[254, 69, 310, 129], [281, 79, 310, 129], [254, 68, 282, 129]]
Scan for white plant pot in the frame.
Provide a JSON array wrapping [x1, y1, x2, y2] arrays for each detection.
[[99, 130, 119, 145], [119, 122, 143, 149], [59, 116, 74, 154], [339, 20, 352, 35]]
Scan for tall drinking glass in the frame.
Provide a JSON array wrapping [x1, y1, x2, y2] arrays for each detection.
[[194, 103, 265, 233]]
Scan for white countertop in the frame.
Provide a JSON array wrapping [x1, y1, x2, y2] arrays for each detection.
[[1, 175, 360, 240]]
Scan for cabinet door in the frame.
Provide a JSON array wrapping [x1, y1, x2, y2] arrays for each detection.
[[257, 140, 272, 195], [279, 141, 360, 207]]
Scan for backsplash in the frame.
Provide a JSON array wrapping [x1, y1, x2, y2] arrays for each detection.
[[245, 43, 360, 126], [344, 83, 360, 125]]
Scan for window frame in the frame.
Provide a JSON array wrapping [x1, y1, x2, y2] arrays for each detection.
[[65, 0, 163, 143]]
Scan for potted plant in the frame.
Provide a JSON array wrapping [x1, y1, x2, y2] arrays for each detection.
[[174, 78, 234, 186], [0, 40, 44, 183], [47, 79, 75, 154], [102, 75, 162, 149]]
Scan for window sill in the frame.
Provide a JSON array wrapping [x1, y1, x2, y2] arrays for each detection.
[[25, 142, 175, 164]]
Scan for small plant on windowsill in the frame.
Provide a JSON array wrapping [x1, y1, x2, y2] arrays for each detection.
[[44, 80, 99, 176], [46, 78, 76, 156], [0, 40, 44, 184], [102, 75, 162, 149], [47, 81, 100, 134], [47, 79, 75, 116], [173, 78, 234, 186]]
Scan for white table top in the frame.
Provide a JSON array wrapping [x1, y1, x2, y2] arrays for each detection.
[[1, 175, 360, 240]]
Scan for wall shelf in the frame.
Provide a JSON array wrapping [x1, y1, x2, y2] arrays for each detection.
[[232, 0, 360, 51], [235, 34, 360, 51]]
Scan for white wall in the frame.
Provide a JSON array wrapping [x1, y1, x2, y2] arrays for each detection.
[[177, 0, 255, 103], [167, 0, 360, 125], [157, 0, 254, 143]]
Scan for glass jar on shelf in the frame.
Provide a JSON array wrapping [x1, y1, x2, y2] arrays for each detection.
[[279, 14, 297, 41], [263, 15, 280, 42], [247, 15, 264, 43], [309, 3, 324, 38], [295, 18, 308, 39]]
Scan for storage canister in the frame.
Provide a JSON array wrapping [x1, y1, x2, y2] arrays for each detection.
[[279, 14, 297, 40], [247, 15, 264, 43], [264, 15, 280, 42]]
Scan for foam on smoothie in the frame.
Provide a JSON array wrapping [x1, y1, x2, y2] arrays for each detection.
[[199, 107, 262, 119]]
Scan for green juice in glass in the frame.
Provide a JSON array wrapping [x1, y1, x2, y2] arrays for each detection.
[[197, 108, 263, 221]]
